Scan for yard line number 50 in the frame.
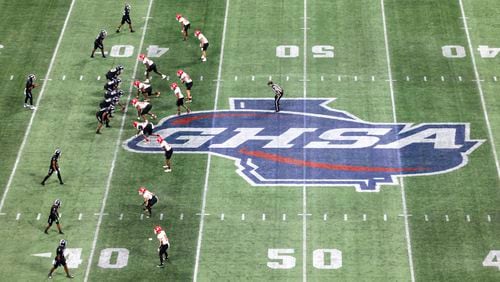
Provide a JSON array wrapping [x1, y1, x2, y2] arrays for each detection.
[[267, 248, 342, 269]]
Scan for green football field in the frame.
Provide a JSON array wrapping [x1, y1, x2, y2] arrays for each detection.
[[1, 0, 500, 281]]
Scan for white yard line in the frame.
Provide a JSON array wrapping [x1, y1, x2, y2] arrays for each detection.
[[0, 0, 77, 213], [458, 0, 500, 178], [83, 0, 155, 281], [302, 0, 308, 281], [192, 0, 230, 281], [380, 1, 415, 281]]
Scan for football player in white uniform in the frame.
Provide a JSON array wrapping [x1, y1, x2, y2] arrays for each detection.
[[138, 54, 167, 80], [154, 226, 170, 267], [138, 187, 158, 218], [176, 14, 190, 41], [133, 80, 160, 100], [176, 69, 193, 102], [170, 83, 191, 115], [157, 137, 173, 172], [131, 98, 157, 121], [194, 30, 209, 62]]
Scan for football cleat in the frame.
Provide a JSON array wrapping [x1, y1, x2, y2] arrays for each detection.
[[54, 199, 61, 207], [154, 225, 162, 234], [176, 69, 183, 77], [170, 82, 178, 90], [133, 80, 140, 88], [59, 239, 67, 247], [194, 30, 201, 37], [138, 187, 146, 195], [131, 98, 138, 106], [138, 53, 146, 61]]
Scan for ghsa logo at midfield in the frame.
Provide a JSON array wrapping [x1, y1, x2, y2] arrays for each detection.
[[124, 98, 483, 191]]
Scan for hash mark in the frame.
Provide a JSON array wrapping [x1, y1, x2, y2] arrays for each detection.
[[282, 214, 286, 221], [37, 213, 41, 221], [234, 76, 237, 81], [494, 76, 498, 82], [140, 214, 144, 220], [371, 76, 375, 81], [119, 213, 123, 220], [354, 76, 358, 82], [344, 214, 348, 221], [199, 76, 203, 81], [241, 213, 245, 221], [97, 76, 100, 80], [441, 76, 445, 81], [286, 76, 290, 81], [10, 75, 13, 80], [424, 214, 428, 221], [458, 76, 463, 82], [323, 213, 327, 221], [62, 75, 66, 80], [166, 76, 170, 81], [268, 75, 272, 81], [16, 213, 21, 220], [160, 213, 164, 220], [220, 213, 225, 220], [262, 213, 266, 221], [406, 76, 410, 81], [79, 75, 83, 81], [423, 76, 427, 82], [180, 213, 184, 220], [466, 214, 470, 222], [384, 214, 387, 221], [363, 214, 367, 221], [321, 76, 324, 81], [445, 214, 449, 222], [78, 213, 82, 220], [488, 215, 491, 222], [338, 75, 341, 82], [251, 75, 255, 81]]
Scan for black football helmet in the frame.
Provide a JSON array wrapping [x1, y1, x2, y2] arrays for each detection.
[[59, 239, 66, 247]]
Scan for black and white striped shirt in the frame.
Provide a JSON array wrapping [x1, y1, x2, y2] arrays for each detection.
[[270, 83, 284, 96]]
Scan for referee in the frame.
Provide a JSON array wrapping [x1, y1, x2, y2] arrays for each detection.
[[267, 81, 284, 112]]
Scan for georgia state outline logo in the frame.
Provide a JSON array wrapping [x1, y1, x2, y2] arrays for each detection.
[[124, 98, 483, 192]]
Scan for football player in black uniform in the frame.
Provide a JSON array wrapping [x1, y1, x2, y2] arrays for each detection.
[[44, 199, 64, 234], [96, 106, 111, 134], [116, 3, 135, 33], [24, 74, 37, 110], [48, 239, 74, 279], [41, 149, 64, 185], [104, 78, 121, 92], [105, 65, 124, 81], [90, 29, 107, 58]]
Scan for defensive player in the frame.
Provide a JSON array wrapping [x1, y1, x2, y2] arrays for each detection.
[[104, 78, 121, 92], [133, 80, 160, 99], [267, 81, 284, 112], [138, 54, 167, 80], [154, 226, 170, 267], [96, 107, 110, 134], [116, 3, 135, 33], [131, 98, 157, 121], [176, 69, 193, 102], [175, 14, 190, 41], [90, 29, 107, 58], [170, 82, 190, 115], [194, 30, 209, 62], [24, 74, 37, 110], [47, 239, 74, 279], [105, 65, 124, 80], [41, 149, 64, 185], [44, 199, 64, 234], [158, 137, 173, 172], [133, 120, 160, 143], [138, 187, 158, 218]]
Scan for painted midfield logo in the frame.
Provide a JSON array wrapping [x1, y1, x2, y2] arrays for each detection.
[[124, 98, 483, 191]]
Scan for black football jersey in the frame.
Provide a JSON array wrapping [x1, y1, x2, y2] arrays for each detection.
[[25, 77, 34, 90], [123, 5, 130, 16], [55, 246, 65, 261], [50, 205, 59, 218]]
